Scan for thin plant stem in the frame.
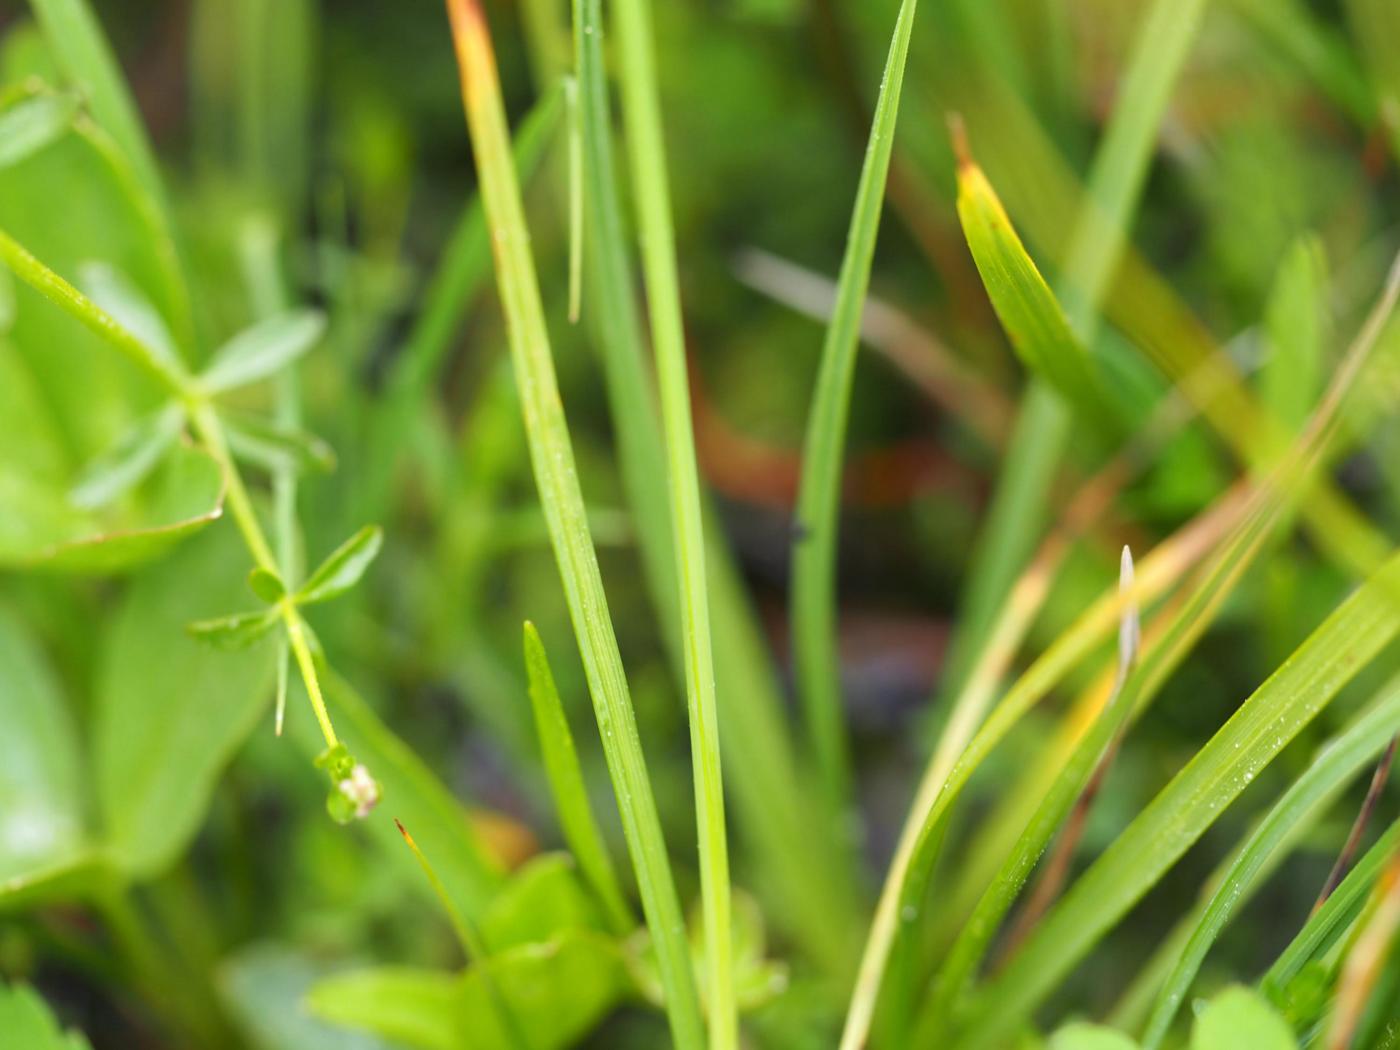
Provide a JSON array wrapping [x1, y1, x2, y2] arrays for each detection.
[[607, 0, 734, 1038], [1314, 736, 1399, 914]]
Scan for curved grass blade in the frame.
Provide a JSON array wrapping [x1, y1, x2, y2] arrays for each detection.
[[953, 136, 1116, 433], [608, 0, 737, 1037], [953, 547, 1400, 1049], [789, 0, 920, 814], [1141, 673, 1400, 1047], [522, 621, 633, 935], [442, 2, 704, 1044]]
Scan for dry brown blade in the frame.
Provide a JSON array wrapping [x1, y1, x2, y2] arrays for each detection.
[[1313, 737, 1399, 915], [1327, 847, 1400, 1050]]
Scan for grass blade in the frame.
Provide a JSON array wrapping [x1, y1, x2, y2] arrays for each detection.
[[1141, 673, 1400, 1047], [954, 547, 1400, 1048], [1263, 820, 1400, 994], [953, 132, 1115, 432], [522, 622, 633, 935], [442, 2, 704, 1045], [570, 0, 862, 974], [608, 0, 736, 1037], [789, 0, 921, 814]]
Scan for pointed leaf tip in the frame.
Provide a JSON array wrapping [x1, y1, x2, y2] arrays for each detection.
[[1118, 547, 1140, 678], [296, 525, 384, 606]]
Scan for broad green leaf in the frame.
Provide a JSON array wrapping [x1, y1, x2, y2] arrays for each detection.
[[482, 853, 606, 951], [0, 980, 92, 1050], [68, 402, 183, 510], [200, 310, 324, 393], [1049, 1023, 1140, 1050], [955, 153, 1114, 432], [219, 944, 392, 1050], [0, 92, 77, 169], [76, 260, 180, 371], [289, 673, 505, 921], [1142, 673, 1400, 1046], [186, 608, 280, 651], [96, 522, 277, 876], [0, 609, 86, 883], [0, 443, 226, 573], [954, 548, 1400, 1048], [1190, 987, 1296, 1050], [0, 132, 177, 457], [522, 622, 632, 933], [0, 851, 110, 912], [223, 410, 336, 475], [248, 566, 286, 603], [295, 525, 382, 606], [307, 931, 628, 1050], [306, 968, 461, 1050]]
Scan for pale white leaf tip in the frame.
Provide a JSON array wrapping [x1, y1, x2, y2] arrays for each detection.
[[1118, 545, 1140, 670]]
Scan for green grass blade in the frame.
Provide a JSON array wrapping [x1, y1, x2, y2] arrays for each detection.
[[608, 0, 735, 1035], [1141, 673, 1400, 1047], [953, 549, 1400, 1049], [522, 622, 633, 935], [442, 3, 704, 1046], [570, 0, 862, 975], [1263, 819, 1400, 994], [847, 1, 1214, 1036], [953, 143, 1115, 432], [789, 0, 920, 813]]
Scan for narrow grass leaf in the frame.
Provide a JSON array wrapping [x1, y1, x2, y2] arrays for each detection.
[[1141, 673, 1400, 1047], [199, 309, 325, 393], [608, 0, 738, 1037], [296, 525, 383, 606], [443, 3, 703, 1044], [954, 549, 1400, 1049], [570, 0, 863, 973], [523, 622, 633, 935], [789, 0, 920, 814], [954, 142, 1116, 432], [1264, 820, 1400, 994]]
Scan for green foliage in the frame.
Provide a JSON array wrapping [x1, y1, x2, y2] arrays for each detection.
[[0, 981, 92, 1050], [6, 0, 1400, 1047]]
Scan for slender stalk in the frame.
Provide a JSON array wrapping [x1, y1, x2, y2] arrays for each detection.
[[0, 226, 342, 756], [607, 0, 733, 1038], [1314, 737, 1399, 914], [789, 0, 920, 813], [442, 3, 704, 1045]]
